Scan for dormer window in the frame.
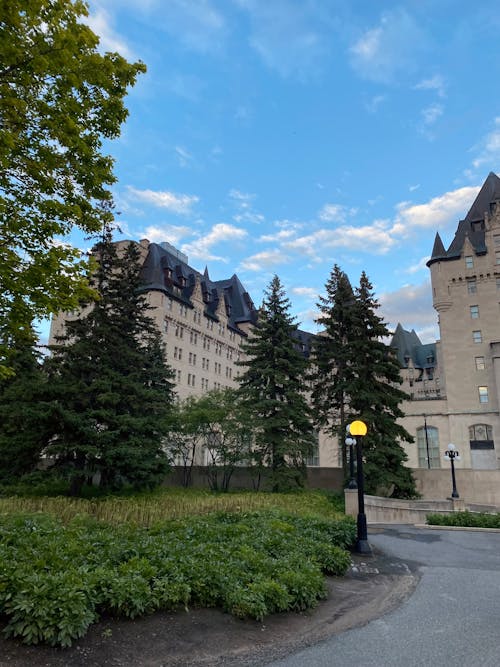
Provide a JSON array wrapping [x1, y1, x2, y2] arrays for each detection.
[[471, 220, 484, 232], [465, 255, 474, 269]]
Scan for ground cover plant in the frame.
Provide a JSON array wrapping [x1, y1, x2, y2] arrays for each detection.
[[0, 490, 354, 647], [427, 510, 500, 528]]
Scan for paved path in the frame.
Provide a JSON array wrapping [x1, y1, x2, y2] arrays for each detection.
[[264, 525, 500, 667]]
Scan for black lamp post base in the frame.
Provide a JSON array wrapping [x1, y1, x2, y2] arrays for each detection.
[[355, 538, 372, 555]]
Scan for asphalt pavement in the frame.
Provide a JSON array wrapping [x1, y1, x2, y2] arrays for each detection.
[[264, 525, 500, 667]]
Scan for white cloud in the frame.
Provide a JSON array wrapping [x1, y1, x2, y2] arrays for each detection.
[[409, 184, 420, 192], [291, 286, 318, 299], [318, 203, 358, 223], [349, 9, 426, 83], [285, 220, 395, 259], [421, 103, 443, 126], [391, 186, 480, 237], [404, 256, 430, 274], [127, 187, 199, 214], [140, 224, 191, 245], [414, 74, 446, 98], [86, 7, 134, 58], [240, 249, 289, 272], [472, 117, 500, 170], [182, 223, 248, 262], [175, 146, 194, 168], [259, 229, 297, 243], [229, 189, 255, 203], [229, 189, 263, 224], [233, 212, 265, 224], [379, 281, 437, 342]]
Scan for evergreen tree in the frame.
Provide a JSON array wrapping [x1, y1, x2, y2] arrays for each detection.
[[46, 229, 175, 495], [310, 267, 416, 497], [309, 265, 357, 475], [237, 275, 315, 491], [350, 272, 416, 497], [0, 307, 51, 482]]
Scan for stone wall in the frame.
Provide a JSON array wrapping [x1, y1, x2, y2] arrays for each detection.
[[164, 466, 345, 492], [344, 490, 469, 524], [413, 468, 500, 505]]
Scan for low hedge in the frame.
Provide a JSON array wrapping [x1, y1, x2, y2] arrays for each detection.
[[426, 510, 500, 528], [0, 510, 355, 647]]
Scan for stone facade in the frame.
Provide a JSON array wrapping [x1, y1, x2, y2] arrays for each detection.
[[392, 172, 500, 472]]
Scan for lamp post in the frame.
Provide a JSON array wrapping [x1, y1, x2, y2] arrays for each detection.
[[444, 443, 461, 499], [423, 414, 431, 469], [349, 419, 371, 555], [345, 426, 357, 489]]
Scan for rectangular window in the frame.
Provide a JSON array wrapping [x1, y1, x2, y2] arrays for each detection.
[[306, 433, 320, 466], [479, 386, 489, 403], [475, 356, 485, 370], [473, 330, 482, 343], [465, 255, 474, 269], [417, 426, 440, 468], [467, 279, 477, 294], [470, 305, 479, 319], [496, 251, 500, 265], [494, 234, 500, 246], [497, 277, 500, 290]]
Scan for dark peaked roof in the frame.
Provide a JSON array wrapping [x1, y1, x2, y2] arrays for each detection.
[[430, 232, 446, 261], [464, 171, 500, 223], [138, 242, 258, 330], [390, 323, 436, 369], [428, 172, 500, 266]]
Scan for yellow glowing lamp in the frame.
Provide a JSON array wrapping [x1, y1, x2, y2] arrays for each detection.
[[349, 420, 367, 436]]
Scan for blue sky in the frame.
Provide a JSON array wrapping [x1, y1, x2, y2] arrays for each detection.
[[66, 0, 500, 343]]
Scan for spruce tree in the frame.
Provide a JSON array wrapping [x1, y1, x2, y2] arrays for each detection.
[[0, 310, 51, 482], [309, 265, 357, 475], [350, 272, 416, 497], [237, 275, 315, 491], [46, 230, 175, 495]]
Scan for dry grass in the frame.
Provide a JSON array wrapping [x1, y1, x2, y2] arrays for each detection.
[[0, 488, 343, 527]]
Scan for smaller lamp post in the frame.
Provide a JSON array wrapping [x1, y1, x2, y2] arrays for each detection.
[[444, 443, 461, 499], [345, 425, 357, 489], [349, 419, 371, 555]]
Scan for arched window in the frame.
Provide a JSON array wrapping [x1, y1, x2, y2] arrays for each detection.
[[416, 426, 440, 468], [469, 424, 494, 450]]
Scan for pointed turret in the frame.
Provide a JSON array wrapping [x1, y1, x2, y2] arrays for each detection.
[[427, 232, 446, 266], [428, 172, 500, 263]]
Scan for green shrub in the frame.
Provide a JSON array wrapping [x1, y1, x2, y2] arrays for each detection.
[[2, 569, 97, 647], [0, 509, 354, 647], [427, 511, 500, 528]]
